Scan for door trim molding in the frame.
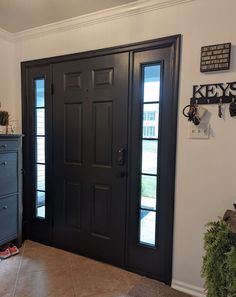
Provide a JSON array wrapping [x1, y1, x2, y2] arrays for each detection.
[[21, 35, 180, 67]]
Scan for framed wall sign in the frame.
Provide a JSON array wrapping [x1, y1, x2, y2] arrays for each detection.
[[200, 43, 231, 73]]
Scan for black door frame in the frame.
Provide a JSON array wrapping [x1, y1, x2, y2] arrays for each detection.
[[21, 64, 54, 244], [127, 46, 180, 284], [21, 35, 181, 283]]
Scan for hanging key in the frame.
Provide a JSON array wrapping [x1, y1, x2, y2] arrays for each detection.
[[218, 100, 223, 118]]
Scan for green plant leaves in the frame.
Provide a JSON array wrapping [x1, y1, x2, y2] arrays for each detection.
[[225, 246, 236, 297], [0, 110, 9, 126], [202, 220, 236, 297]]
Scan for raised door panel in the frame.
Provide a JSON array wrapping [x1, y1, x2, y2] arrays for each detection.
[[65, 103, 83, 164], [92, 68, 113, 89], [64, 72, 82, 90], [92, 102, 113, 167], [91, 184, 112, 239], [65, 180, 81, 230], [64, 71, 84, 102]]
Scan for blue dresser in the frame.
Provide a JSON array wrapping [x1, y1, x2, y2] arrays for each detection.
[[0, 135, 22, 246]]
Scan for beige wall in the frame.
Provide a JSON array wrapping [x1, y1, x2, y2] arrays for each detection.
[[0, 36, 18, 130], [3, 0, 236, 295]]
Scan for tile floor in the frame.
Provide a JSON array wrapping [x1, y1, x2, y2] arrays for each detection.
[[0, 240, 141, 297]]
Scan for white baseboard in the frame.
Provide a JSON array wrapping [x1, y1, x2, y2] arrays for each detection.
[[172, 280, 206, 297]]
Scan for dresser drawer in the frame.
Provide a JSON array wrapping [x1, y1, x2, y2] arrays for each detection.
[[0, 195, 17, 240], [0, 140, 18, 152], [0, 153, 17, 196]]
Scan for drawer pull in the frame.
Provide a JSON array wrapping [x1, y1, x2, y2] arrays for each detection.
[[0, 205, 8, 211], [0, 161, 7, 166], [0, 144, 7, 149]]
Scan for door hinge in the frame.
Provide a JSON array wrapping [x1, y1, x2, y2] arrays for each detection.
[[51, 83, 54, 95]]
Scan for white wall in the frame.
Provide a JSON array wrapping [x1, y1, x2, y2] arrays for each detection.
[[6, 0, 236, 295], [0, 35, 18, 131]]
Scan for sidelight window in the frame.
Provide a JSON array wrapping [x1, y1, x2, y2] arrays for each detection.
[[34, 79, 46, 219], [139, 64, 161, 247]]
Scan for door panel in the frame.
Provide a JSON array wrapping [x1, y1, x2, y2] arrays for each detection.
[[91, 184, 112, 238], [92, 101, 113, 166], [23, 66, 53, 243], [65, 180, 81, 229], [52, 53, 129, 266], [52, 60, 86, 252], [65, 103, 83, 164], [128, 46, 177, 284]]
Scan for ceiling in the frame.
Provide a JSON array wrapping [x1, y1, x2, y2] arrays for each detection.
[[0, 0, 137, 33]]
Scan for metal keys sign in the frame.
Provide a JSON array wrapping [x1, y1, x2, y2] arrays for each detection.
[[190, 81, 236, 105]]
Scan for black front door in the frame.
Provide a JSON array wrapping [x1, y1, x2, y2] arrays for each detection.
[[22, 36, 180, 282], [52, 53, 129, 266]]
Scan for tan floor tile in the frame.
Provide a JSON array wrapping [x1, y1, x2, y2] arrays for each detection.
[[0, 247, 23, 296], [68, 253, 101, 268], [89, 292, 129, 297], [24, 240, 48, 250], [0, 253, 22, 274], [0, 271, 17, 297], [1, 294, 13, 297], [1, 293, 14, 297], [1, 241, 142, 297], [14, 269, 75, 297], [71, 261, 140, 297], [20, 245, 71, 273]]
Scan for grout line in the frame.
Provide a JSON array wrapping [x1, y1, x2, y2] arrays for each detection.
[[11, 242, 26, 297]]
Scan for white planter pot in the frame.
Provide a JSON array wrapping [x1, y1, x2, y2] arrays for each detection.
[[0, 125, 8, 134]]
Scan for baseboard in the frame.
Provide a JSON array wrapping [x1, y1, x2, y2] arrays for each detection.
[[172, 280, 206, 297]]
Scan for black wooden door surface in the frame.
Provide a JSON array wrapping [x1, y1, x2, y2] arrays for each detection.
[[127, 46, 178, 284], [52, 53, 129, 266], [23, 65, 53, 244]]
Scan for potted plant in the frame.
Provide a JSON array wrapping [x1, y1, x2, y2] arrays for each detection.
[[202, 205, 236, 297]]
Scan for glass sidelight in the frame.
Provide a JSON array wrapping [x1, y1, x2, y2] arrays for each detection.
[[139, 64, 161, 247], [34, 79, 46, 219]]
